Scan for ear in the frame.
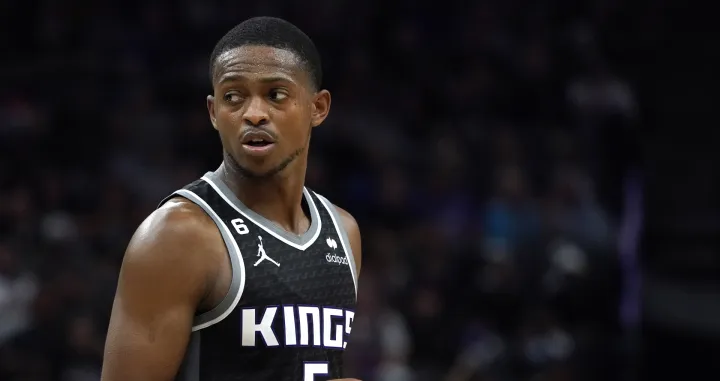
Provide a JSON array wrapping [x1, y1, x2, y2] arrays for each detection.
[[207, 95, 218, 130], [310, 90, 331, 128]]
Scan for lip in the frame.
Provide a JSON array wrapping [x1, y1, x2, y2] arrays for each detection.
[[241, 130, 276, 144], [241, 142, 276, 156], [239, 130, 277, 157]]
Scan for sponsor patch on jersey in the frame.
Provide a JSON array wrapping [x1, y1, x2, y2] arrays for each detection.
[[325, 253, 348, 265]]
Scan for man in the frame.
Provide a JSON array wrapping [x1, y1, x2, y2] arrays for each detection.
[[101, 17, 361, 381]]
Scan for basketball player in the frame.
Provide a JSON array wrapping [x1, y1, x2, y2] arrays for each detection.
[[101, 17, 361, 381]]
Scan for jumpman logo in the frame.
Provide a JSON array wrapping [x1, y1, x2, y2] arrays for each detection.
[[253, 236, 280, 267]]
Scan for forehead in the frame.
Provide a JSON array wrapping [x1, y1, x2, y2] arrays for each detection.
[[213, 45, 307, 85]]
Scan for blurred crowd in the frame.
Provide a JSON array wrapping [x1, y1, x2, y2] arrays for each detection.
[[1, 1, 644, 380]]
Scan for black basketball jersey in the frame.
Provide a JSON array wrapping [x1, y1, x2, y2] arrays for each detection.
[[158, 171, 358, 381]]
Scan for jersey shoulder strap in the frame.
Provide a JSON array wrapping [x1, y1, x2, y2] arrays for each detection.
[[310, 190, 359, 294], [157, 178, 246, 332]]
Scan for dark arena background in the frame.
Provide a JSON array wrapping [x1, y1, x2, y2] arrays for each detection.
[[1, 1, 718, 380]]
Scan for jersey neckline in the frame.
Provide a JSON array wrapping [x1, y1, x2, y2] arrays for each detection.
[[200, 171, 322, 251]]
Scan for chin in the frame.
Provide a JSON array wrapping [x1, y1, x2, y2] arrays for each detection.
[[226, 148, 300, 180], [237, 160, 291, 179]]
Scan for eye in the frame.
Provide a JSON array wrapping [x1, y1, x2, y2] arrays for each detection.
[[268, 89, 289, 102], [224, 92, 243, 103]]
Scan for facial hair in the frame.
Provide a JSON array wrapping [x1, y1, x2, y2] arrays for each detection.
[[223, 147, 304, 180]]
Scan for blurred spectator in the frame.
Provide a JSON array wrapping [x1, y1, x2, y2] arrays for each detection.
[[0, 243, 38, 345], [544, 164, 613, 247], [482, 163, 539, 261], [347, 275, 413, 381]]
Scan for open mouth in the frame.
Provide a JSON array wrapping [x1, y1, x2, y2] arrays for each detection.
[[244, 139, 273, 147], [240, 131, 276, 154]]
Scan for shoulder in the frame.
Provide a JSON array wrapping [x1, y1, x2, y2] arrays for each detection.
[[312, 192, 360, 236], [333, 204, 360, 239], [128, 197, 221, 258], [120, 197, 225, 302]]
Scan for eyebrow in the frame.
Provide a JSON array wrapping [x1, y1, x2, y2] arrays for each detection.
[[218, 74, 295, 85]]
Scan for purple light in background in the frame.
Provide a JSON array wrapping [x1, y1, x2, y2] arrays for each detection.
[[618, 168, 642, 329]]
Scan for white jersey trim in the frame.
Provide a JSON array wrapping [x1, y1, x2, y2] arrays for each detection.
[[174, 189, 247, 332], [315, 194, 358, 298], [201, 175, 322, 251]]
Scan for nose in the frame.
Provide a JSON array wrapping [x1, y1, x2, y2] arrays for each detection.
[[243, 96, 269, 127]]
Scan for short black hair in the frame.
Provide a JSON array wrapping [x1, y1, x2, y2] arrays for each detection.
[[209, 17, 322, 90]]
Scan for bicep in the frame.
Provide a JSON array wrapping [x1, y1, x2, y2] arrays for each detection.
[[103, 286, 194, 381], [102, 210, 212, 381]]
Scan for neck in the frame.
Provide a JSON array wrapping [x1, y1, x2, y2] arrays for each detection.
[[216, 157, 309, 235]]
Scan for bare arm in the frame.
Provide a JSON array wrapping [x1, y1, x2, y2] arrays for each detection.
[[335, 206, 362, 276], [101, 200, 223, 381]]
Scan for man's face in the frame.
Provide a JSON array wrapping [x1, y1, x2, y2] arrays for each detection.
[[207, 45, 330, 178]]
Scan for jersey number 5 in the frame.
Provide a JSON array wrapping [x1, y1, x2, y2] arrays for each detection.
[[230, 218, 249, 235], [304, 362, 328, 381]]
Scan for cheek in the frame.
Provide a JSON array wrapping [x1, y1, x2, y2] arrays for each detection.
[[215, 115, 242, 145], [290, 121, 313, 143], [215, 111, 241, 132], [277, 109, 311, 134]]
